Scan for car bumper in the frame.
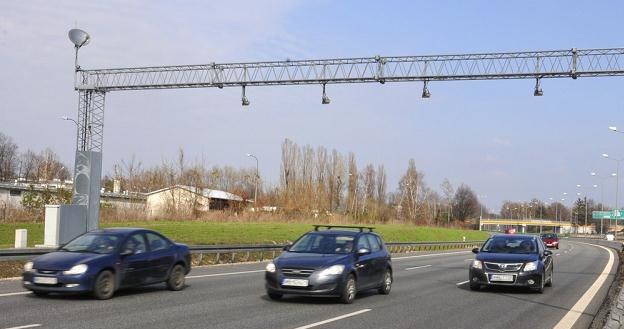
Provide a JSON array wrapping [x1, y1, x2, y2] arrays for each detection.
[[22, 271, 95, 293], [544, 242, 559, 248], [265, 272, 346, 297], [469, 268, 543, 288]]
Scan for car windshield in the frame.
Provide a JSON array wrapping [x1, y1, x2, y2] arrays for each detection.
[[61, 234, 120, 254], [481, 237, 537, 254], [541, 234, 557, 239], [289, 233, 355, 254]]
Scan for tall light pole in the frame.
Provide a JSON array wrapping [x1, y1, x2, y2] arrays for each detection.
[[246, 153, 259, 208], [591, 171, 615, 236], [478, 195, 487, 231], [603, 153, 622, 238]]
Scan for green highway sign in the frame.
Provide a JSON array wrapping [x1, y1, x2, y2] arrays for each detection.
[[592, 210, 624, 220]]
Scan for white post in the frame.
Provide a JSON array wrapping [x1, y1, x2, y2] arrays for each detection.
[[15, 229, 27, 249]]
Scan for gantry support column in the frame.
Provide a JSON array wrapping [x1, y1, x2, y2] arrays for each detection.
[[72, 89, 105, 231]]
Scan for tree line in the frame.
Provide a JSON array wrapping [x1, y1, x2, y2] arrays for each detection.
[[0, 131, 486, 224], [0, 132, 70, 182]]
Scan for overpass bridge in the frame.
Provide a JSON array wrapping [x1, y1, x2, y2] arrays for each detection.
[[480, 218, 576, 234]]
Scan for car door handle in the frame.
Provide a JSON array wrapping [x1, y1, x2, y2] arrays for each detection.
[[356, 264, 365, 269]]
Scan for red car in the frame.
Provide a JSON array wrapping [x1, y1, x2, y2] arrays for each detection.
[[540, 233, 559, 249]]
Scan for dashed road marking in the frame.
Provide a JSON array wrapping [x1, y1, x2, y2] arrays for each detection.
[[4, 324, 41, 329], [293, 309, 371, 329], [405, 265, 432, 271], [0, 291, 30, 298]]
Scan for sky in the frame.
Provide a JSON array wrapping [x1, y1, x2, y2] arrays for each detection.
[[1, 0, 623, 212]]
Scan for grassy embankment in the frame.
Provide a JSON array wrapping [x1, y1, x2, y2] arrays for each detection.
[[0, 221, 489, 248]]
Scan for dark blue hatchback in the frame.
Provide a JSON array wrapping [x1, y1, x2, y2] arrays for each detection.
[[265, 225, 393, 304], [22, 228, 191, 299]]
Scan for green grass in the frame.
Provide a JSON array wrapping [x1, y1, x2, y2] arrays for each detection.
[[0, 221, 489, 248]]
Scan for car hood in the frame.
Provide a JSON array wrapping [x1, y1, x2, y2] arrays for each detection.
[[476, 252, 538, 263], [276, 252, 352, 269], [33, 251, 111, 271]]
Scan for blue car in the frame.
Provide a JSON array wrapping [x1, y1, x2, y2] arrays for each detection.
[[469, 234, 553, 293], [22, 228, 191, 299], [265, 225, 393, 304]]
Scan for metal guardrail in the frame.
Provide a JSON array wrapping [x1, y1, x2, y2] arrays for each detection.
[[0, 240, 485, 262]]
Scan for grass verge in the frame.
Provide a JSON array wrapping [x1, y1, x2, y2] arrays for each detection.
[[0, 221, 488, 248]]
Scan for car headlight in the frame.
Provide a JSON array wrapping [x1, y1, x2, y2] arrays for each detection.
[[266, 262, 276, 273], [524, 261, 538, 272], [63, 264, 88, 275], [471, 260, 482, 269], [318, 265, 345, 276], [23, 261, 33, 272]]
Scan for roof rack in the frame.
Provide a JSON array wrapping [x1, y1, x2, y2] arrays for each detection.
[[313, 225, 375, 232]]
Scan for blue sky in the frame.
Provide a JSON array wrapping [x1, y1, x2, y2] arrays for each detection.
[[1, 0, 623, 211]]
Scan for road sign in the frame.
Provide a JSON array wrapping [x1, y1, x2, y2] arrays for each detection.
[[592, 210, 624, 220], [592, 211, 611, 219]]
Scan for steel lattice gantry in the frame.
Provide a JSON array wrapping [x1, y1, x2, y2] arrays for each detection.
[[73, 47, 624, 229], [76, 48, 624, 91]]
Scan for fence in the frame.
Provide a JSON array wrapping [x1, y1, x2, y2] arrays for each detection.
[[0, 240, 485, 263]]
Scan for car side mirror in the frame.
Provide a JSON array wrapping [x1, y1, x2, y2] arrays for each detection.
[[543, 250, 552, 257], [472, 248, 480, 254], [282, 244, 291, 251], [356, 248, 371, 256]]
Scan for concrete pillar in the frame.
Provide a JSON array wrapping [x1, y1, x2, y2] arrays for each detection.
[[14, 229, 27, 248]]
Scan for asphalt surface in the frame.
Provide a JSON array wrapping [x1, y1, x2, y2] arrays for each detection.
[[0, 240, 617, 329]]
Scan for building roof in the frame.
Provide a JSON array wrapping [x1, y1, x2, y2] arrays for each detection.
[[146, 185, 243, 202]]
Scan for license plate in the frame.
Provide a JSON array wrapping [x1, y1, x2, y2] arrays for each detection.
[[490, 274, 514, 282], [282, 278, 308, 287], [34, 276, 58, 285]]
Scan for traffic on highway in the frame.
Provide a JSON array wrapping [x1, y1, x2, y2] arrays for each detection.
[[0, 226, 617, 329]]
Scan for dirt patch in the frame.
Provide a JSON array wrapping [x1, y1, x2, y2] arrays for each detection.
[[0, 261, 25, 279]]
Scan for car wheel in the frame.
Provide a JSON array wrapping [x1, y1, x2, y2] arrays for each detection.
[[546, 269, 553, 287], [378, 269, 392, 295], [556, 245, 559, 249], [32, 291, 48, 297], [166, 264, 186, 291], [469, 282, 481, 291], [533, 273, 545, 293], [340, 275, 357, 304], [93, 270, 115, 300], [267, 292, 283, 300]]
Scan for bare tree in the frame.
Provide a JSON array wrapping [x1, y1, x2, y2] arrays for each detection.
[[453, 184, 479, 221], [440, 178, 454, 224], [0, 132, 18, 180]]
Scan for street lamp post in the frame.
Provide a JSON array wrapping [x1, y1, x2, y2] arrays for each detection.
[[603, 153, 622, 238], [246, 153, 259, 208]]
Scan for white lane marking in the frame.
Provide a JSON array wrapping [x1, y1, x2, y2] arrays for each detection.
[[186, 269, 264, 279], [405, 265, 432, 271], [553, 243, 616, 329], [394, 251, 471, 260], [293, 309, 371, 329], [0, 291, 30, 298], [456, 280, 469, 286], [556, 253, 561, 256], [5, 324, 42, 329]]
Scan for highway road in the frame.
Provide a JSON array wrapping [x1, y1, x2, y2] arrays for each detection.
[[0, 240, 617, 329]]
